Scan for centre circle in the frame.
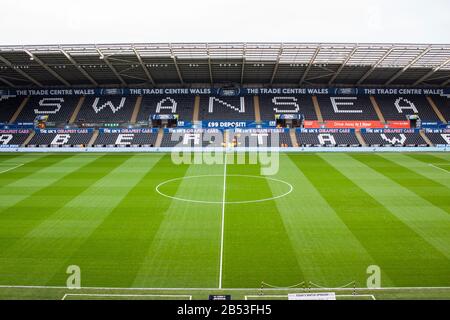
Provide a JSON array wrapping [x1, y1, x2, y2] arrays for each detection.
[[155, 174, 293, 204]]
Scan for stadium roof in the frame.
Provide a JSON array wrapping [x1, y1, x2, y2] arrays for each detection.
[[0, 43, 449, 88]]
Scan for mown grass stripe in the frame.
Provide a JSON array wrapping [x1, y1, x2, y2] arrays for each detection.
[[0, 154, 74, 189], [267, 154, 385, 287], [0, 153, 32, 164], [132, 155, 222, 288], [49, 154, 191, 288], [18, 154, 165, 287], [0, 154, 129, 262], [401, 153, 450, 188], [322, 153, 450, 260], [427, 153, 450, 163], [352, 154, 450, 215], [223, 155, 303, 288], [0, 154, 94, 212], [290, 153, 450, 287]]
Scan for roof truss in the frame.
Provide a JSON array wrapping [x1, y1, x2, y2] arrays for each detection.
[[0, 54, 43, 87], [95, 48, 127, 86], [0, 43, 447, 88]]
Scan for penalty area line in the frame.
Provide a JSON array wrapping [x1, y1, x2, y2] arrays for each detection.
[[244, 294, 376, 300], [428, 163, 450, 173], [0, 164, 23, 174], [61, 293, 192, 300]]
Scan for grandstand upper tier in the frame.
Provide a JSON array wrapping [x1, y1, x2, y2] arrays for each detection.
[[1, 91, 449, 124]]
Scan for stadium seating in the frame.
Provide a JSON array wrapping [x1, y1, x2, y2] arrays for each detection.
[[160, 130, 224, 147], [0, 96, 24, 123], [316, 95, 378, 120], [160, 129, 291, 148], [137, 95, 195, 122], [0, 130, 31, 146], [28, 131, 93, 146], [275, 132, 293, 147], [361, 130, 428, 146], [231, 131, 292, 147], [258, 95, 317, 121], [15, 96, 79, 123], [424, 132, 450, 145], [431, 96, 450, 122], [296, 130, 360, 146], [94, 131, 158, 147], [199, 96, 255, 120], [2, 91, 449, 150], [375, 95, 440, 121], [76, 96, 136, 123]]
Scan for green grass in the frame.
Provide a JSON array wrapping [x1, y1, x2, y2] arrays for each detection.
[[0, 152, 449, 300]]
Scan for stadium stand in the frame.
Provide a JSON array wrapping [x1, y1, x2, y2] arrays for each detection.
[[199, 96, 255, 120], [361, 130, 428, 146], [160, 130, 224, 147], [375, 95, 440, 121], [76, 96, 137, 123], [94, 131, 158, 147], [137, 95, 195, 122], [316, 95, 379, 120], [296, 129, 360, 147], [0, 96, 24, 123], [0, 130, 31, 146], [424, 131, 450, 145], [0, 43, 449, 153], [159, 130, 292, 148], [27, 130, 93, 147], [258, 95, 317, 121], [15, 96, 80, 123], [431, 96, 450, 122], [232, 130, 292, 147]]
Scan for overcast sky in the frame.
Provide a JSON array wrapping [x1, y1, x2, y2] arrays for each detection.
[[1, 0, 449, 45]]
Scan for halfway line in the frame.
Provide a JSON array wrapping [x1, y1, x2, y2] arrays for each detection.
[[218, 152, 227, 289]]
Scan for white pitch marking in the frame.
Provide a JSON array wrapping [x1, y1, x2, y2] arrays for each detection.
[[336, 294, 376, 300], [245, 295, 285, 300], [245, 294, 376, 300], [0, 284, 449, 291], [0, 164, 23, 174], [218, 152, 227, 289], [61, 293, 192, 300], [428, 163, 450, 173], [155, 174, 293, 204]]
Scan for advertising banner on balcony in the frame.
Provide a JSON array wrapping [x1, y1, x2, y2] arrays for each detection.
[[297, 128, 355, 133], [99, 128, 159, 134], [303, 120, 322, 128], [420, 121, 447, 129], [3, 87, 449, 97], [425, 128, 450, 133], [202, 121, 275, 129], [0, 129, 31, 134], [386, 121, 411, 128], [165, 128, 221, 133], [324, 121, 385, 128], [361, 128, 419, 133], [35, 128, 93, 134]]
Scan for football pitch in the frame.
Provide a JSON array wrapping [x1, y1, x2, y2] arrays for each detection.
[[0, 152, 449, 300]]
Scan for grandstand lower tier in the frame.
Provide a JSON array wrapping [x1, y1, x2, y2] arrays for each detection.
[[1, 128, 449, 149]]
